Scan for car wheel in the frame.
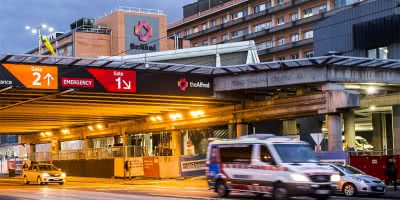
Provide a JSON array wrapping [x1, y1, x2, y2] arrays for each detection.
[[273, 183, 288, 200], [215, 180, 230, 197], [23, 176, 29, 185], [37, 177, 43, 185], [343, 183, 357, 197], [59, 182, 64, 185]]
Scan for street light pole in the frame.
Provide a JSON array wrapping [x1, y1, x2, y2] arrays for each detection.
[[25, 24, 54, 55]]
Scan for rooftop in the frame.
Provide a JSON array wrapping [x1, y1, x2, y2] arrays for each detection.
[[96, 6, 165, 21]]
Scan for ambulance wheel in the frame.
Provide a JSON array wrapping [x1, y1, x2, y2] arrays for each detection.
[[215, 180, 230, 197], [273, 183, 288, 200]]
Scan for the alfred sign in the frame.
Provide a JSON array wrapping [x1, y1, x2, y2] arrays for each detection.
[[125, 15, 160, 54]]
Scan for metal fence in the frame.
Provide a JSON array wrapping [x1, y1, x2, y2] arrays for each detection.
[[30, 146, 144, 162]]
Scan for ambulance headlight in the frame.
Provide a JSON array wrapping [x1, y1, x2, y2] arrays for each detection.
[[290, 174, 310, 182], [330, 174, 341, 182]]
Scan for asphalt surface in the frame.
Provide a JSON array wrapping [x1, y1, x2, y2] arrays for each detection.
[[0, 177, 398, 200]]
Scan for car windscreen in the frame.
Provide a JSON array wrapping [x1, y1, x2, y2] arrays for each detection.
[[273, 143, 319, 163], [38, 165, 58, 171], [336, 165, 365, 175]]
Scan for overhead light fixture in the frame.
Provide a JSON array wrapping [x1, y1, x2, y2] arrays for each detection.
[[40, 132, 45, 137], [169, 114, 177, 120], [175, 113, 183, 119], [190, 110, 205, 118], [150, 116, 157, 122], [370, 105, 376, 111], [45, 131, 52, 136], [31, 29, 37, 34], [61, 129, 70, 134], [48, 27, 54, 32], [41, 24, 47, 28], [88, 126, 94, 131], [156, 116, 163, 121], [96, 124, 104, 129], [366, 87, 377, 94], [25, 25, 31, 30]]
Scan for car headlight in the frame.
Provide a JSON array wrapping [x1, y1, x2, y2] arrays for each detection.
[[61, 173, 66, 178], [330, 174, 341, 182], [42, 173, 50, 177], [290, 174, 310, 182], [354, 177, 370, 183]]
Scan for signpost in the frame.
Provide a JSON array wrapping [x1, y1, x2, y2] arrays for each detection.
[[3, 64, 58, 89], [87, 68, 136, 93], [310, 133, 324, 152]]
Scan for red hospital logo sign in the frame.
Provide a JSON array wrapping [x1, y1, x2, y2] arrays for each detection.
[[178, 78, 189, 91], [134, 21, 153, 42]]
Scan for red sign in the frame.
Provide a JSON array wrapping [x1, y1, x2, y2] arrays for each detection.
[[134, 21, 153, 42], [62, 77, 94, 88], [87, 68, 136, 93]]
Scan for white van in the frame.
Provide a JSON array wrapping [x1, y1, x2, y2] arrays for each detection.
[[206, 134, 340, 200]]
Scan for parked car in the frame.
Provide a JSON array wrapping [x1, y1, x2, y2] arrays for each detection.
[[206, 134, 339, 200], [23, 164, 66, 185], [328, 164, 385, 197]]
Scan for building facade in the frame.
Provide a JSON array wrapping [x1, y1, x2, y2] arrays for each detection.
[[27, 7, 181, 58], [168, 0, 336, 62]]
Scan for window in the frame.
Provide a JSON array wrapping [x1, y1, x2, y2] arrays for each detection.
[[291, 33, 299, 42], [304, 30, 314, 39], [254, 3, 267, 13], [57, 48, 65, 56], [278, 36, 285, 46], [211, 37, 218, 44], [232, 10, 247, 20], [202, 23, 208, 30], [254, 22, 270, 32], [274, 144, 318, 163], [291, 54, 300, 59], [210, 19, 217, 27], [304, 51, 314, 58], [278, 0, 284, 5], [222, 15, 229, 23], [368, 46, 389, 59], [177, 32, 182, 38], [185, 29, 191, 36], [260, 145, 273, 163], [222, 34, 228, 41], [276, 16, 285, 25], [66, 45, 73, 57], [231, 28, 248, 38], [219, 145, 253, 163], [303, 8, 313, 18], [277, 56, 286, 61], [256, 41, 273, 50], [28, 166, 33, 170], [291, 13, 299, 21], [203, 40, 209, 46], [193, 26, 199, 33], [193, 43, 200, 47]]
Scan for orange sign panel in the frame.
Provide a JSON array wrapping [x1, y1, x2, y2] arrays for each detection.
[[3, 64, 58, 89]]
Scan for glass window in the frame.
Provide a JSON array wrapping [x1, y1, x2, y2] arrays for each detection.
[[193, 26, 199, 33], [277, 16, 285, 25], [291, 33, 299, 42], [256, 41, 273, 50], [304, 30, 314, 39], [185, 29, 191, 36], [232, 10, 247, 20], [278, 36, 285, 46], [304, 51, 314, 58], [278, 0, 284, 5], [254, 23, 270, 32], [177, 32, 182, 38], [254, 3, 266, 13], [291, 13, 299, 21], [38, 165, 59, 171], [231, 28, 248, 38], [260, 145, 273, 163], [335, 165, 365, 175], [211, 37, 218, 44], [291, 54, 299, 59], [203, 40, 209, 46], [193, 43, 200, 47], [202, 23, 208, 30], [222, 15, 229, 23], [304, 8, 313, 18], [66, 45, 73, 57], [222, 34, 228, 41], [274, 144, 319, 163], [277, 56, 286, 61], [219, 145, 253, 164], [210, 19, 218, 27], [368, 46, 388, 59], [57, 48, 65, 56]]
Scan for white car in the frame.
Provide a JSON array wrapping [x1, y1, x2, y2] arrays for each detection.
[[23, 164, 66, 185], [328, 164, 386, 197]]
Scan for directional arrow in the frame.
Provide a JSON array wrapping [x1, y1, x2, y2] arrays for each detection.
[[122, 80, 131, 90], [43, 73, 54, 87]]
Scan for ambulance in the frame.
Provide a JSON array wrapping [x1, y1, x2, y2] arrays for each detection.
[[206, 134, 339, 200]]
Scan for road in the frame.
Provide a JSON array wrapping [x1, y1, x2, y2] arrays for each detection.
[[0, 177, 398, 200]]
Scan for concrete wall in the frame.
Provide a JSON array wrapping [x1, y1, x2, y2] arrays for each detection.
[[314, 0, 400, 58], [74, 32, 111, 58], [53, 159, 114, 178]]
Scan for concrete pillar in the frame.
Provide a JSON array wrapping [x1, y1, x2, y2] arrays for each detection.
[[372, 113, 384, 151], [83, 138, 91, 149], [236, 123, 249, 138], [50, 139, 59, 163], [327, 114, 343, 151], [228, 124, 236, 139], [171, 131, 182, 156], [343, 111, 356, 150], [392, 105, 400, 151], [282, 120, 297, 135]]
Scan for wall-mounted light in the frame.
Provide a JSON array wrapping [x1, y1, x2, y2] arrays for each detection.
[[370, 105, 376, 111], [366, 87, 377, 94]]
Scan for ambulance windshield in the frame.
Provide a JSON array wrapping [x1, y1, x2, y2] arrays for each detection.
[[274, 144, 319, 163]]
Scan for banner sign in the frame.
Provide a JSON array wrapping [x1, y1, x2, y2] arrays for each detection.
[[180, 155, 207, 177], [0, 64, 213, 96]]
